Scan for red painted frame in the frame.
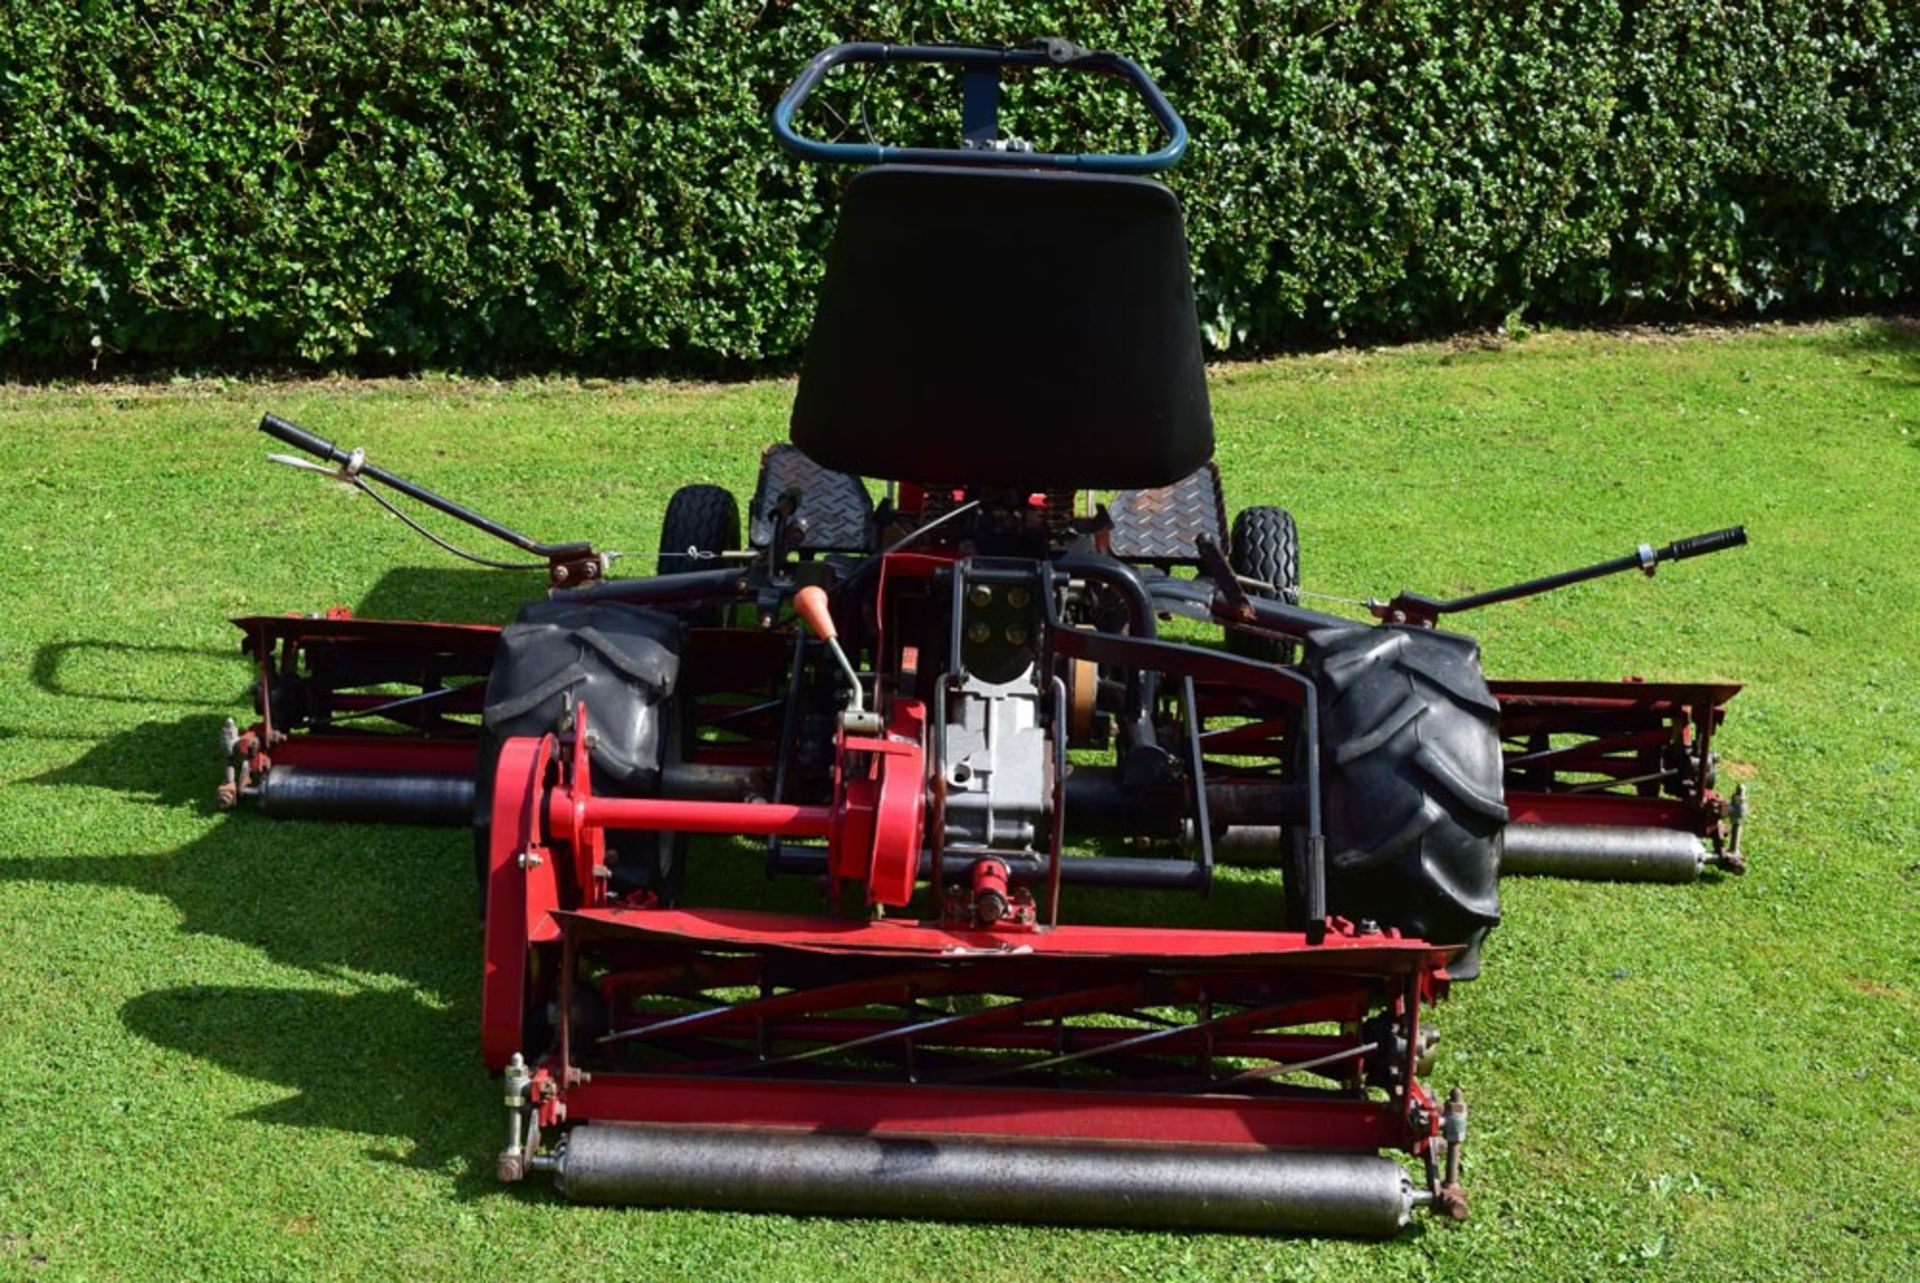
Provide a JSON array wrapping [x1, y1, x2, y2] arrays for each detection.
[[482, 697, 1452, 1167], [231, 593, 1739, 1196]]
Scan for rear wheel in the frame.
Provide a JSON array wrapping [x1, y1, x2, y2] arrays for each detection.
[[1227, 506, 1299, 663], [1298, 624, 1505, 978]]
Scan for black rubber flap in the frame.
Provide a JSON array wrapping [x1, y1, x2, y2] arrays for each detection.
[[483, 599, 681, 787]]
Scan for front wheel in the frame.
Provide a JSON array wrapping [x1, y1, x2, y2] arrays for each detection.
[[1227, 506, 1299, 663], [657, 484, 740, 575], [1298, 623, 1505, 978], [658, 484, 741, 629]]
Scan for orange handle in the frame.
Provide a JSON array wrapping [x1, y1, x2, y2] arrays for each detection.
[[793, 585, 837, 641]]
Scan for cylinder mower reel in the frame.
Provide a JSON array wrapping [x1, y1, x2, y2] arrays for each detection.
[[225, 39, 1750, 1238]]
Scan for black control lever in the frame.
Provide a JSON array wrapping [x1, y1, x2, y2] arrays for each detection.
[[1376, 527, 1749, 626], [259, 413, 601, 582]]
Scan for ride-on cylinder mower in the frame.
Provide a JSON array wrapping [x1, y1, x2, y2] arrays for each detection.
[[221, 41, 1749, 1236]]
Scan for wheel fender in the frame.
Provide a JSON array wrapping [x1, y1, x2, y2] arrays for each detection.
[[482, 733, 558, 1071]]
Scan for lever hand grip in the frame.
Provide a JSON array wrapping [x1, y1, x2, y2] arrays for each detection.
[[793, 585, 838, 641], [259, 413, 344, 464], [1664, 527, 1748, 561]]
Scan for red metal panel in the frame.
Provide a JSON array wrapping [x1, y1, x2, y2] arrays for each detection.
[[1490, 678, 1741, 704], [555, 905, 1450, 970], [268, 735, 477, 774], [1506, 790, 1714, 831], [853, 698, 928, 907], [559, 1073, 1414, 1152], [232, 614, 502, 650]]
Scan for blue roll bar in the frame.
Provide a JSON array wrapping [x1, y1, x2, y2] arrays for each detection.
[[772, 40, 1188, 175]]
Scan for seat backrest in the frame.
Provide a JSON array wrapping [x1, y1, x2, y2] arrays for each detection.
[[790, 165, 1213, 490]]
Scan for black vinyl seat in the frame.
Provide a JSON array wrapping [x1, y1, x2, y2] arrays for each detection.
[[790, 165, 1213, 490]]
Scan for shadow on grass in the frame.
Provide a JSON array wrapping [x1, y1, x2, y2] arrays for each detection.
[[30, 640, 243, 707], [119, 984, 501, 1190], [1813, 315, 1920, 393], [5, 711, 507, 1193], [28, 712, 235, 806], [351, 564, 547, 623], [7, 616, 1290, 1201]]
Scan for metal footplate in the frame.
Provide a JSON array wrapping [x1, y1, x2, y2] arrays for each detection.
[[749, 443, 874, 552], [1109, 462, 1229, 565]]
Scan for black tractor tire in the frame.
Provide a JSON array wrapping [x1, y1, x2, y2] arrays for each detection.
[[1227, 506, 1300, 663], [657, 484, 740, 575], [473, 598, 689, 908], [1299, 623, 1505, 979]]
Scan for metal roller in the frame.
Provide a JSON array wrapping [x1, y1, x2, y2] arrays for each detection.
[[550, 1123, 1421, 1237], [1500, 824, 1706, 883], [254, 766, 474, 825]]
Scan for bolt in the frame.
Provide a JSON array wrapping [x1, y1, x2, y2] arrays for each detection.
[[1434, 1086, 1470, 1220], [966, 621, 991, 644], [1417, 1026, 1440, 1075], [517, 849, 544, 870], [1007, 587, 1030, 608], [1004, 624, 1030, 646], [968, 585, 993, 608], [552, 564, 570, 583]]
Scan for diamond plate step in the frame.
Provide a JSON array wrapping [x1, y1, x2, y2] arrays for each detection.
[[1109, 463, 1228, 565], [749, 444, 875, 552]]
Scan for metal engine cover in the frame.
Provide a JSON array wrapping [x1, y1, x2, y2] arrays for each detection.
[[942, 669, 1050, 850]]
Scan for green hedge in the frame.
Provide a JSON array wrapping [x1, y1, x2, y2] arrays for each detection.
[[2, 2, 1914, 371]]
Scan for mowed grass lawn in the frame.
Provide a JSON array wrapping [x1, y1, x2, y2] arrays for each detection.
[[0, 321, 1915, 1281]]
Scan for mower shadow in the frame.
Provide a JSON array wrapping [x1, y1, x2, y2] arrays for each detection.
[[350, 564, 545, 623], [119, 984, 501, 1190], [8, 661, 1292, 1197], [28, 712, 237, 806], [30, 639, 244, 707], [5, 711, 507, 1195]]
